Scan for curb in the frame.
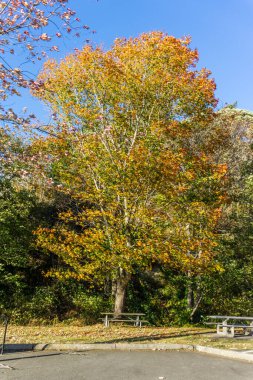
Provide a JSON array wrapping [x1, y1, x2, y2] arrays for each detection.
[[3, 343, 253, 363], [34, 343, 194, 352], [194, 345, 253, 362]]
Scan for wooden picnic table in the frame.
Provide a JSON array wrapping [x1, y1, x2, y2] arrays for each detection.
[[206, 315, 253, 337], [101, 312, 147, 327]]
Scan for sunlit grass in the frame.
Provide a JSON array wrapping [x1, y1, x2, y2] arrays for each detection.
[[2, 324, 253, 350]]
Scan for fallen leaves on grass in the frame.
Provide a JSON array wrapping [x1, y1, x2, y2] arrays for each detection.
[[1, 325, 253, 350]]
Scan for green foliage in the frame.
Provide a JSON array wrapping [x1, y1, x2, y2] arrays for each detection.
[[1, 56, 253, 325], [126, 269, 191, 326], [0, 181, 35, 311], [72, 287, 110, 324], [8, 282, 109, 325]]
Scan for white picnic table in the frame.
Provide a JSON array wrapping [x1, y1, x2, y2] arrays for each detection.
[[101, 312, 147, 327], [206, 315, 253, 337]]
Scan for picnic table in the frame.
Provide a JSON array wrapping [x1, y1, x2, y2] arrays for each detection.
[[101, 312, 147, 327], [206, 315, 253, 337]]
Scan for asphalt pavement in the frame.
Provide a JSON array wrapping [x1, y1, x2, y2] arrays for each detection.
[[0, 350, 253, 380]]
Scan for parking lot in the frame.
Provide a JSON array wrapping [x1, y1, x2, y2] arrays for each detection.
[[0, 350, 253, 380]]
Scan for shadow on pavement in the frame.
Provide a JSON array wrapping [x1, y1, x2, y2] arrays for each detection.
[[0, 352, 63, 362], [96, 330, 215, 344]]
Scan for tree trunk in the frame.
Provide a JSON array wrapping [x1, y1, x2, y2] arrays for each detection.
[[114, 269, 130, 317], [187, 271, 194, 310], [190, 290, 203, 321], [187, 285, 195, 310], [187, 273, 203, 322]]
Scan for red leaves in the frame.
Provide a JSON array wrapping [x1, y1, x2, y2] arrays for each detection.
[[40, 33, 51, 41], [0, 0, 89, 101], [50, 45, 59, 52]]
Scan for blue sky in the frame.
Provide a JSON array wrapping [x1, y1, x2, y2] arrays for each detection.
[[7, 0, 253, 120], [80, 0, 253, 110]]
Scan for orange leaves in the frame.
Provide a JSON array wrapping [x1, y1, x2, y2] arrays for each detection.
[[215, 163, 228, 178], [32, 32, 226, 285], [34, 31, 217, 133]]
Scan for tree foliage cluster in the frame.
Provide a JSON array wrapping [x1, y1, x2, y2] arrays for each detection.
[[1, 31, 253, 324]]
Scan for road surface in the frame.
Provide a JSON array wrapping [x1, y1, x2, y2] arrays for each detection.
[[0, 350, 252, 379]]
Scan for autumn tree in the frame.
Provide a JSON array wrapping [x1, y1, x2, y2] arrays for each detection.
[[33, 32, 225, 315]]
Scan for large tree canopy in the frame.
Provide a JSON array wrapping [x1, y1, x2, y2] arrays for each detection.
[[33, 32, 226, 314]]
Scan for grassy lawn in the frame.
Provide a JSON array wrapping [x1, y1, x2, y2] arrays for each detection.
[[3, 324, 253, 350]]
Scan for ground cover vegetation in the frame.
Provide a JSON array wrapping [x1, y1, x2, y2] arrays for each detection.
[[3, 324, 253, 351], [1, 24, 253, 326]]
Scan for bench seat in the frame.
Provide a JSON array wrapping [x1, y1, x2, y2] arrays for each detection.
[[100, 318, 148, 327], [219, 324, 253, 328], [205, 322, 219, 325], [112, 320, 148, 327], [101, 312, 148, 327], [108, 319, 137, 322], [205, 322, 253, 328]]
